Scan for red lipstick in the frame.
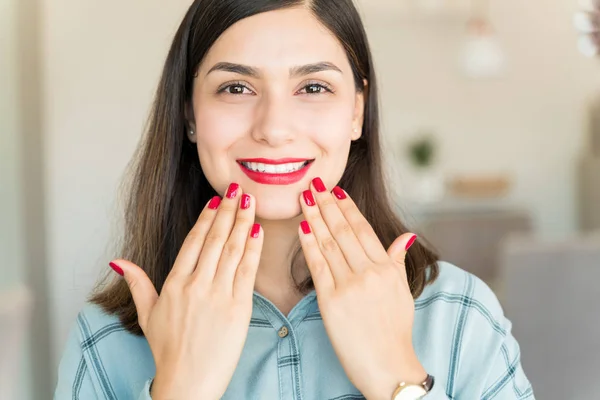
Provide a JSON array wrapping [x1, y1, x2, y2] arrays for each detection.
[[237, 158, 313, 185]]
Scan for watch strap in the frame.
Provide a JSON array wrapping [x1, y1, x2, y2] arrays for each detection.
[[423, 374, 435, 392], [392, 374, 435, 399]]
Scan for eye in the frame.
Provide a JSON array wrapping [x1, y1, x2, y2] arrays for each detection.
[[217, 82, 254, 95], [298, 82, 334, 95]]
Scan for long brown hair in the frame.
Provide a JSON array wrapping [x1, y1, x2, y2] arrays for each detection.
[[91, 0, 439, 335]]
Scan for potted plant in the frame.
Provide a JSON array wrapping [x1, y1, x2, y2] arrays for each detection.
[[406, 130, 445, 203]]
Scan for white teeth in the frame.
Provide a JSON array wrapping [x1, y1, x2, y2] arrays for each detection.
[[241, 161, 308, 174]]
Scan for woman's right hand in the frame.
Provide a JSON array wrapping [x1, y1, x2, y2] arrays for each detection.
[[109, 183, 264, 400]]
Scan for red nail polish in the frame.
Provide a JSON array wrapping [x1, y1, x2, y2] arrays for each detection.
[[226, 183, 239, 199], [208, 196, 221, 210], [251, 223, 261, 238], [312, 177, 327, 193], [241, 194, 251, 209], [332, 186, 346, 200], [109, 262, 124, 276], [405, 234, 418, 251], [303, 190, 316, 206], [300, 220, 311, 234]]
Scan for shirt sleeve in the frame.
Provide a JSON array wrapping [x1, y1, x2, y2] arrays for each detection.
[[54, 324, 99, 400], [54, 322, 154, 400], [478, 316, 534, 400], [424, 322, 534, 400], [137, 379, 154, 400], [420, 267, 535, 399]]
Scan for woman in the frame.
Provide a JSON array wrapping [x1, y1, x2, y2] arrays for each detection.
[[55, 1, 534, 399]]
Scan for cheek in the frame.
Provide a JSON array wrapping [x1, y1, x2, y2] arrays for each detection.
[[194, 102, 254, 169], [298, 101, 354, 151], [192, 104, 254, 192]]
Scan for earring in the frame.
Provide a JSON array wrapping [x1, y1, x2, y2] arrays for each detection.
[[189, 129, 195, 135], [353, 127, 359, 134]]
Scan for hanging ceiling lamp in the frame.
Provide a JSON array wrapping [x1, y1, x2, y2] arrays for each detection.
[[460, 0, 505, 78], [574, 0, 600, 57]]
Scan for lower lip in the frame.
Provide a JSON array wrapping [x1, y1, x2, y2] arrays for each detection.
[[238, 162, 312, 185]]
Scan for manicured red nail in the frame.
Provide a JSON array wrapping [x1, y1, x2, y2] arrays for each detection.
[[208, 196, 221, 210], [405, 234, 418, 251], [300, 220, 311, 234], [303, 190, 316, 206], [226, 183, 239, 199], [312, 177, 327, 193], [240, 194, 251, 209], [332, 186, 346, 200], [109, 262, 124, 276], [251, 223, 261, 238]]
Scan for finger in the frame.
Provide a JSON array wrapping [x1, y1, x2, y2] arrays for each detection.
[[298, 220, 335, 294], [232, 223, 264, 300], [387, 233, 418, 280], [299, 189, 351, 283], [213, 193, 257, 294], [193, 183, 241, 284], [330, 186, 389, 264], [167, 196, 221, 282], [109, 259, 158, 332], [309, 178, 371, 272]]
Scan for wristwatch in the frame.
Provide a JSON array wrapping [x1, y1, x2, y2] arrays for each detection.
[[391, 374, 434, 400]]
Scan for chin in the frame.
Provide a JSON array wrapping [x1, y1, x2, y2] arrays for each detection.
[[255, 199, 303, 221]]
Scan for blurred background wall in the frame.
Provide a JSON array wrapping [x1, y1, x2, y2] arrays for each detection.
[[2, 0, 600, 398]]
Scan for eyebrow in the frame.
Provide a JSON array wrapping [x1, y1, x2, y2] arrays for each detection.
[[206, 61, 343, 78], [290, 62, 343, 77]]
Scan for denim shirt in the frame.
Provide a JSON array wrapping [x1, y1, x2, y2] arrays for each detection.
[[54, 262, 534, 399]]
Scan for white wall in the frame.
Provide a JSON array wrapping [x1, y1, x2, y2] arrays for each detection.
[[0, 0, 30, 398], [362, 0, 600, 237], [41, 0, 600, 383], [41, 0, 195, 372]]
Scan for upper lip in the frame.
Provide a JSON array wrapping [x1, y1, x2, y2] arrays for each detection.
[[237, 158, 313, 165]]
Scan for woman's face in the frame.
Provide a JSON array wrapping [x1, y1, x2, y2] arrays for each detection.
[[188, 7, 365, 220]]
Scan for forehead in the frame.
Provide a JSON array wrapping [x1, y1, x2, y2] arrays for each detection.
[[199, 7, 350, 72]]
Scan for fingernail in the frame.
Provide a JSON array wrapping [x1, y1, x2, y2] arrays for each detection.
[[109, 262, 124, 276], [405, 234, 418, 251], [226, 183, 239, 199], [332, 186, 346, 200], [251, 223, 261, 238], [208, 196, 221, 210], [303, 190, 316, 206], [241, 194, 251, 210], [300, 220, 311, 234], [312, 177, 327, 193]]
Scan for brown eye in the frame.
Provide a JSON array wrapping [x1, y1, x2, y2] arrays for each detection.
[[298, 82, 333, 95], [218, 83, 253, 95], [227, 85, 245, 94], [305, 84, 324, 94]]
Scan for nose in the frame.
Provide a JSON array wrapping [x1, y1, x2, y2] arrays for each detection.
[[251, 94, 295, 147]]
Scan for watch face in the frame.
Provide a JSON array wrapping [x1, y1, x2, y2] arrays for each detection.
[[394, 385, 428, 400]]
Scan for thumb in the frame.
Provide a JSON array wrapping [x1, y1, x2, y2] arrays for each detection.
[[387, 233, 418, 265], [109, 259, 158, 332]]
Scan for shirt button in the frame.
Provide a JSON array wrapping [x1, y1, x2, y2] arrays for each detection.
[[278, 326, 289, 338]]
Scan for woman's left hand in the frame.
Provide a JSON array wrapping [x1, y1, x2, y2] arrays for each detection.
[[298, 177, 427, 400]]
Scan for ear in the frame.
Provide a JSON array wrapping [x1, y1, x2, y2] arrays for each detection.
[[351, 79, 368, 141], [184, 101, 197, 143]]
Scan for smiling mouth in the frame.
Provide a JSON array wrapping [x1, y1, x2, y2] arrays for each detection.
[[238, 160, 311, 174], [236, 158, 315, 185], [236, 158, 314, 173]]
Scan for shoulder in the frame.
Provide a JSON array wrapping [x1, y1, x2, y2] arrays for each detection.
[[417, 261, 506, 328], [413, 261, 511, 363], [72, 303, 151, 356], [73, 302, 128, 342], [66, 303, 154, 396]]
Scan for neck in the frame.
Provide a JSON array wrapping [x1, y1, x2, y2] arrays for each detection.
[[253, 213, 310, 315]]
